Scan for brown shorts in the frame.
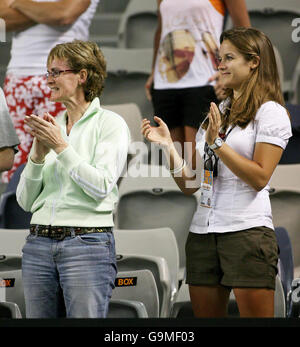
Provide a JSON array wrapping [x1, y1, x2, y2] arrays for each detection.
[[185, 227, 279, 290]]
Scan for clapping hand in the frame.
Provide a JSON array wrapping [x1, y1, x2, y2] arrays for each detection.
[[25, 113, 68, 160], [206, 103, 222, 146], [141, 116, 172, 147]]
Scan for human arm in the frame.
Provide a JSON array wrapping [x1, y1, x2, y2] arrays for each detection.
[[224, 0, 251, 27], [10, 0, 91, 26], [0, 87, 19, 172], [0, 0, 35, 32], [145, 0, 162, 101], [16, 145, 45, 211], [0, 148, 14, 172], [141, 116, 201, 195], [207, 102, 289, 192]]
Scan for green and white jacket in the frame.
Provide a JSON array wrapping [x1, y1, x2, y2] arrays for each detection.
[[17, 97, 130, 227]]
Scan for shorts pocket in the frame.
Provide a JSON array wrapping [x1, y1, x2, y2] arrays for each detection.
[[259, 230, 279, 266]]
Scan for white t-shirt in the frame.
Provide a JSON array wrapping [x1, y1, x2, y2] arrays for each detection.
[[154, 0, 225, 89], [190, 101, 292, 234], [7, 0, 99, 76]]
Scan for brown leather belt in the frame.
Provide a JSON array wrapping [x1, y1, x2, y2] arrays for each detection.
[[30, 224, 112, 241]]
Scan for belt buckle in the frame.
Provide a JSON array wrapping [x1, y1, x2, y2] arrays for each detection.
[[52, 227, 66, 241]]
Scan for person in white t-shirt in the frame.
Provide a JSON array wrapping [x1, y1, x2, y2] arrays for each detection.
[[142, 27, 292, 318], [0, 0, 99, 182], [145, 0, 250, 165]]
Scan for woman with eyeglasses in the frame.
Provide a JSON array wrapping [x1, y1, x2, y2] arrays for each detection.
[[16, 40, 130, 318], [1, 0, 100, 184], [142, 27, 292, 317]]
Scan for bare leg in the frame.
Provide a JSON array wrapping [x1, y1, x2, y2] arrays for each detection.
[[233, 288, 275, 317], [189, 285, 231, 318], [170, 126, 185, 151]]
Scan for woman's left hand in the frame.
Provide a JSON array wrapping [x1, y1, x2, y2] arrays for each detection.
[[206, 102, 222, 146], [25, 113, 68, 154]]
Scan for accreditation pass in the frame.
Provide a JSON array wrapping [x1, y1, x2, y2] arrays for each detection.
[[200, 169, 213, 208]]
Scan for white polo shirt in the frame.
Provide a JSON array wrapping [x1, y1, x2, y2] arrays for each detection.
[[190, 101, 292, 234]]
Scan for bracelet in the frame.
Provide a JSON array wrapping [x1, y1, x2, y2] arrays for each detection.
[[169, 159, 186, 174]]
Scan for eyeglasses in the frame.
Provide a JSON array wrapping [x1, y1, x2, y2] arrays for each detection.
[[45, 69, 77, 79]]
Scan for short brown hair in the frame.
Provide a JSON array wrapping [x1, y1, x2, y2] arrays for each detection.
[[47, 40, 107, 101]]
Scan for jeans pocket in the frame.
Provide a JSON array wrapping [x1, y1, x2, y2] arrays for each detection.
[[25, 233, 37, 241], [76, 233, 110, 246]]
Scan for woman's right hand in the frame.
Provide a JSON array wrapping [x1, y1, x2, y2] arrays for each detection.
[[141, 116, 173, 148], [145, 73, 154, 101]]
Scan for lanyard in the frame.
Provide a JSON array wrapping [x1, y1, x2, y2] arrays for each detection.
[[204, 125, 235, 177]]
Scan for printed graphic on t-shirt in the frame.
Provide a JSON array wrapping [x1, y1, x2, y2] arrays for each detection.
[[158, 29, 219, 83], [201, 31, 219, 71], [159, 29, 195, 83]]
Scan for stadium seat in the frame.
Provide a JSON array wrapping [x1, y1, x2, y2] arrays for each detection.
[[0, 164, 32, 229], [108, 299, 148, 318], [114, 227, 180, 304], [103, 103, 144, 148], [116, 253, 173, 317], [270, 190, 300, 277], [269, 164, 300, 192], [275, 226, 294, 314], [0, 301, 22, 318], [116, 164, 198, 281], [101, 71, 153, 123], [101, 46, 152, 75], [0, 255, 25, 318], [111, 269, 159, 318], [117, 0, 157, 48], [279, 104, 300, 165], [0, 228, 28, 256], [291, 57, 300, 104]]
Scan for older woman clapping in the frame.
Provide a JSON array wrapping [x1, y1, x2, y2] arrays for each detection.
[[17, 40, 130, 318]]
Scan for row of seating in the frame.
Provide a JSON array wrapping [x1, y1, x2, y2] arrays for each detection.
[[0, 224, 298, 318]]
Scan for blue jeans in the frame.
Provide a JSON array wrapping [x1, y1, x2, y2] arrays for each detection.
[[22, 231, 117, 318]]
